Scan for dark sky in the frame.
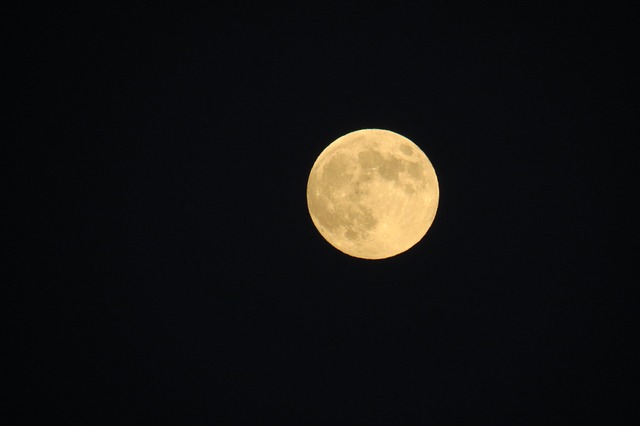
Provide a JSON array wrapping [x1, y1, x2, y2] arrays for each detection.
[[10, 3, 635, 424]]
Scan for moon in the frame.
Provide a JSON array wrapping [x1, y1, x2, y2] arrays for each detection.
[[307, 129, 439, 260]]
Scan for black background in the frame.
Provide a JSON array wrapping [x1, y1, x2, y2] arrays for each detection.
[[9, 3, 636, 424]]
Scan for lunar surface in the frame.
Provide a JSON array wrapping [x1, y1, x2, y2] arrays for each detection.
[[307, 129, 439, 260]]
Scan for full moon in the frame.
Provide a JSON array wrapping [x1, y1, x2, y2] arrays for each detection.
[[307, 129, 439, 260]]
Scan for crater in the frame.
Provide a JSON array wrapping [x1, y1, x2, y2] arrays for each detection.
[[403, 183, 415, 194], [399, 144, 413, 155], [344, 229, 359, 240]]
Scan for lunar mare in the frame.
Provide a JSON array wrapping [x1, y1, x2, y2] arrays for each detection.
[[307, 129, 439, 259]]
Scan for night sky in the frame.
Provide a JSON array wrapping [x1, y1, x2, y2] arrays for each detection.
[[9, 4, 635, 424]]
